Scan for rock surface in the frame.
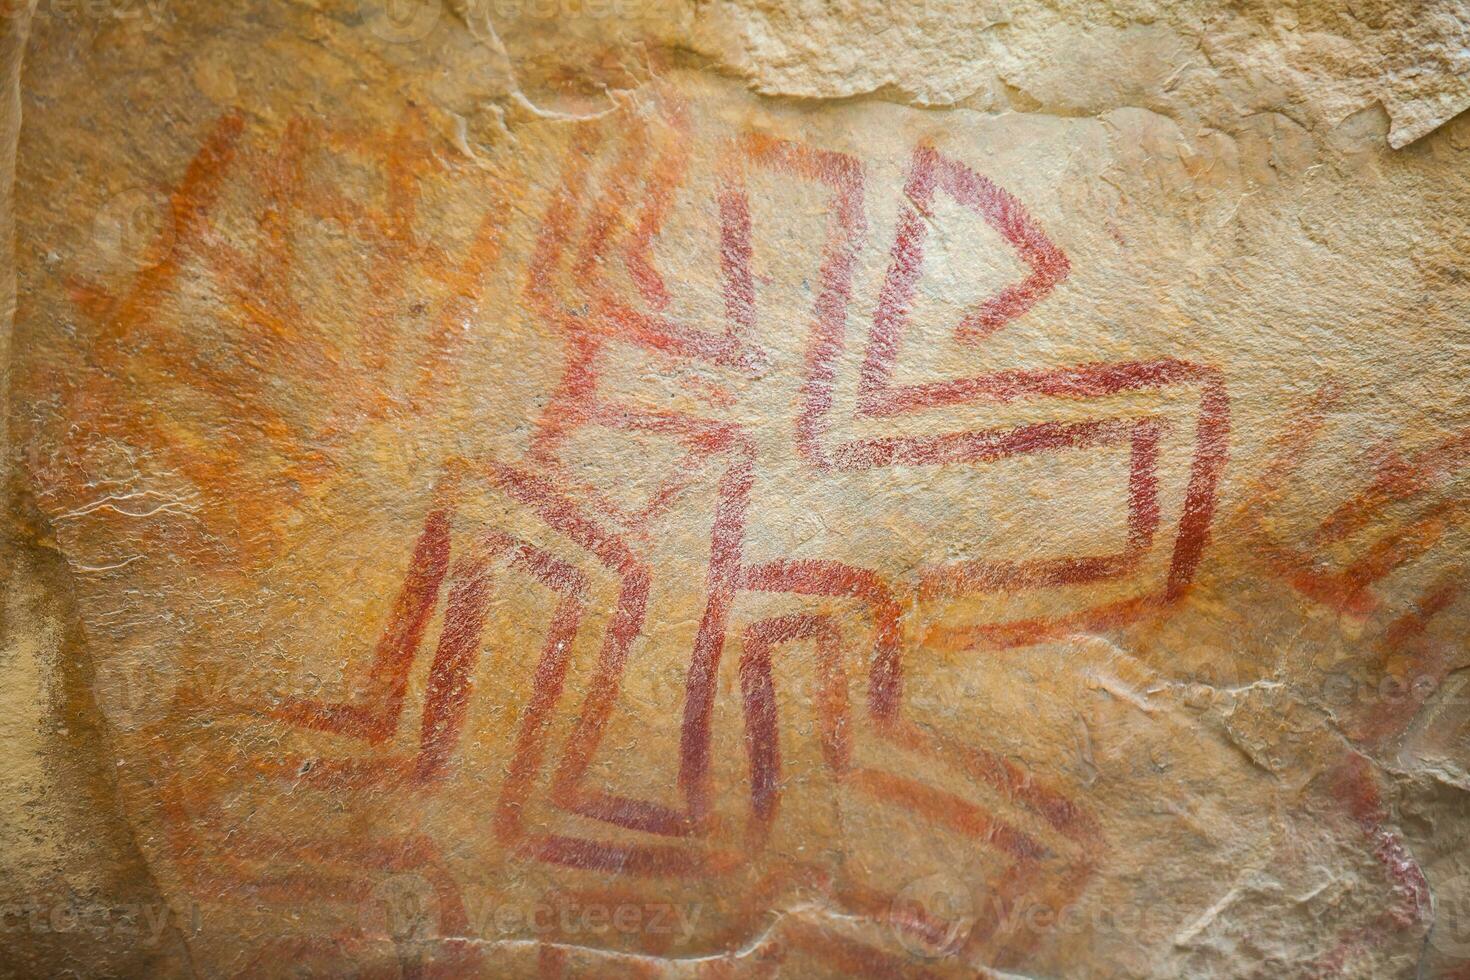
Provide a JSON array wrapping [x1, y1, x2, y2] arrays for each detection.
[[2, 1, 1469, 977]]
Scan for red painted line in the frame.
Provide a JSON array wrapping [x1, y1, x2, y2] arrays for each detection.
[[738, 614, 851, 839], [741, 557, 904, 721], [846, 768, 1047, 862], [415, 535, 509, 780], [936, 148, 1070, 340], [272, 504, 452, 743], [678, 446, 756, 821]]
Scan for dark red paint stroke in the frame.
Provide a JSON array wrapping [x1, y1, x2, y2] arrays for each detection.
[[862, 362, 1228, 605], [1353, 572, 1462, 747], [727, 149, 1187, 805], [921, 410, 1158, 593], [415, 534, 509, 780], [525, 125, 607, 470], [1356, 572, 1461, 742], [1169, 368, 1230, 598], [486, 435, 755, 850], [592, 274, 767, 372], [205, 828, 472, 958], [590, 403, 742, 449], [716, 146, 757, 344], [279, 127, 1122, 898], [854, 141, 938, 417], [414, 533, 591, 783], [515, 434, 755, 836], [465, 460, 661, 831], [925, 594, 1156, 652], [1264, 493, 1466, 616], [524, 125, 605, 315], [480, 458, 708, 836], [925, 552, 1141, 597], [678, 444, 756, 822], [858, 142, 1070, 388], [731, 131, 867, 470], [862, 358, 1216, 417], [545, 391, 739, 533], [273, 504, 452, 744], [1308, 754, 1432, 976], [735, 606, 1085, 879], [858, 142, 1064, 416], [529, 334, 601, 472], [937, 146, 1071, 340], [484, 459, 645, 576], [831, 415, 1133, 470], [1242, 393, 1467, 615], [517, 834, 710, 878], [499, 582, 697, 852], [733, 132, 1228, 605], [572, 113, 651, 288], [494, 550, 588, 839], [1128, 419, 1164, 549], [589, 90, 753, 364], [622, 91, 691, 311], [739, 614, 852, 839], [737, 614, 1056, 870], [466, 461, 735, 868], [525, 113, 759, 533], [579, 123, 766, 371], [742, 558, 904, 723], [542, 559, 666, 831], [274, 517, 593, 794], [580, 406, 742, 530]]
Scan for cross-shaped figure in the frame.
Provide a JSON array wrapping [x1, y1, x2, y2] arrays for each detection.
[[228, 87, 1231, 961]]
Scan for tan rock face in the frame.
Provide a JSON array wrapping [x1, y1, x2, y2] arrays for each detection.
[[3, 1, 1469, 977]]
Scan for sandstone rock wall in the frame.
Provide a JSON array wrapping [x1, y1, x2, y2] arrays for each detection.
[[2, 2, 1468, 977]]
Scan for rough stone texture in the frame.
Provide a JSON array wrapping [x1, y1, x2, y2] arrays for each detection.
[[2, 1, 1469, 977]]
